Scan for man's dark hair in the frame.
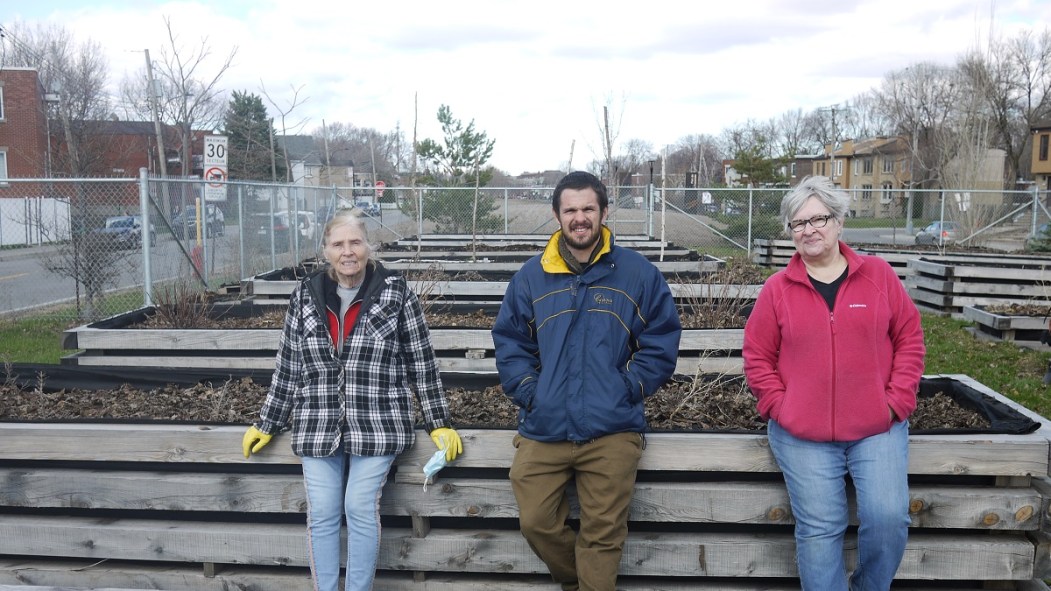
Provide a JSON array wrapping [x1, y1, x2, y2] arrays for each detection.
[[552, 171, 609, 213]]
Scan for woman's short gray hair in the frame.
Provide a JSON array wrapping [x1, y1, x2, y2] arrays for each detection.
[[322, 209, 373, 256], [779, 176, 849, 231]]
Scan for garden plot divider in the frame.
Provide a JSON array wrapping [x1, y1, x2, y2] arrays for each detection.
[[907, 256, 1051, 318], [0, 373, 1050, 590], [963, 305, 1051, 349], [61, 294, 759, 376]]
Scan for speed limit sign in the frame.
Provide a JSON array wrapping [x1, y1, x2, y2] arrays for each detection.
[[203, 136, 228, 202]]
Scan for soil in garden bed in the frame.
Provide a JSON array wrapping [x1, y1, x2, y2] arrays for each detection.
[[0, 374, 990, 433]]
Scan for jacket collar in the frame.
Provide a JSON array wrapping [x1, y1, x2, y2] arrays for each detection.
[[307, 259, 388, 313]]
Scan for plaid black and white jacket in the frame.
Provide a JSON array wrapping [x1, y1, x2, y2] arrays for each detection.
[[255, 261, 451, 457]]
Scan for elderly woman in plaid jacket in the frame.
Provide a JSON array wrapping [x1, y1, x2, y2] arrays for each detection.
[[241, 209, 462, 591]]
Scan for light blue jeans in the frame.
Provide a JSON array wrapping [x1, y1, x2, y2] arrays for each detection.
[[300, 451, 396, 591], [768, 419, 910, 591]]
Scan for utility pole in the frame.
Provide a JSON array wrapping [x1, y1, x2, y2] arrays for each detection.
[[825, 105, 839, 184], [145, 49, 171, 216]]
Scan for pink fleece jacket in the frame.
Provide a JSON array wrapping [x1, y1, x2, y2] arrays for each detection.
[[743, 242, 926, 442]]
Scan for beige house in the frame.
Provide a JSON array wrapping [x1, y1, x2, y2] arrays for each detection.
[[1032, 121, 1051, 191]]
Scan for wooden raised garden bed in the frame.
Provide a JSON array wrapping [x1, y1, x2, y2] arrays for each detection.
[[907, 255, 1051, 318], [62, 296, 757, 376], [0, 373, 1048, 589], [963, 304, 1050, 349]]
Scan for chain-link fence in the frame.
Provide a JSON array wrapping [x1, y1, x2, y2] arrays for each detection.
[[1, 174, 1048, 358]]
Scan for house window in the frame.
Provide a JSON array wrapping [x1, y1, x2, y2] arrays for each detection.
[[0, 150, 8, 183], [862, 158, 873, 174], [0, 86, 5, 120], [835, 160, 843, 177], [883, 158, 894, 174], [880, 182, 893, 203], [790, 162, 797, 177], [861, 184, 872, 200], [1041, 134, 1049, 161]]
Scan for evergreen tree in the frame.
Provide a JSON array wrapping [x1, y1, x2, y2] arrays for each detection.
[[415, 105, 501, 233], [223, 91, 283, 181]]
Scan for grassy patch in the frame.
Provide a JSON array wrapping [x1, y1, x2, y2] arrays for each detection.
[[922, 313, 1051, 417], [0, 311, 76, 364]]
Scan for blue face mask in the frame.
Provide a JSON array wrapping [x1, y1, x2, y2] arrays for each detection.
[[422, 447, 448, 491]]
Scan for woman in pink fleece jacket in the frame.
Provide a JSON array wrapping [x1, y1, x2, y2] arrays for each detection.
[[743, 176, 925, 591]]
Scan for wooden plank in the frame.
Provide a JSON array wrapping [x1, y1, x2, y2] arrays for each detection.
[[69, 328, 280, 351], [0, 561, 1020, 591], [0, 424, 1046, 477], [2, 468, 1039, 531], [0, 559, 317, 591], [964, 306, 1048, 332], [375, 248, 696, 260], [64, 354, 742, 376], [0, 517, 1034, 580], [68, 354, 276, 370], [242, 279, 759, 302]]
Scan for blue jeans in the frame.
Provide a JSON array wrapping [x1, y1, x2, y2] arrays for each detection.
[[768, 419, 910, 591], [301, 451, 396, 591]]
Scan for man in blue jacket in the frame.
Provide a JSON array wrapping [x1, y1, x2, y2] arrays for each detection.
[[492, 171, 682, 591]]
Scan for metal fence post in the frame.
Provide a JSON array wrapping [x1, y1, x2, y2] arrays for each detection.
[[238, 184, 245, 281], [139, 167, 153, 307]]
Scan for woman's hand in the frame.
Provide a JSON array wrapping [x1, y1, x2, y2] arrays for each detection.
[[429, 427, 463, 462]]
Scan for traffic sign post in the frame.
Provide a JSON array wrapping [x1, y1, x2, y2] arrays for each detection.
[[375, 180, 386, 200], [203, 136, 228, 202]]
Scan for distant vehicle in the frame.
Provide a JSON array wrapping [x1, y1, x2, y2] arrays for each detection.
[[173, 204, 225, 239], [353, 200, 381, 217], [253, 210, 315, 253], [93, 215, 156, 248], [914, 221, 961, 246]]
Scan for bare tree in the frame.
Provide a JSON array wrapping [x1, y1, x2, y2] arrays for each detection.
[[261, 82, 310, 181], [959, 28, 1051, 184], [673, 134, 723, 186], [4, 22, 112, 177]]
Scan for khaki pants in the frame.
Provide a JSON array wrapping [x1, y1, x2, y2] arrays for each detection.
[[510, 432, 643, 591]]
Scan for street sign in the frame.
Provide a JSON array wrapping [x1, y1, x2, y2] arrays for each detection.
[[375, 180, 386, 199], [203, 136, 228, 202]]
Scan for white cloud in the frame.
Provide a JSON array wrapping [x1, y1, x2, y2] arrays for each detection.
[[7, 0, 1050, 173]]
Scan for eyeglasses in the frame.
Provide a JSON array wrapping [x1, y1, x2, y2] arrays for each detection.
[[788, 214, 834, 233]]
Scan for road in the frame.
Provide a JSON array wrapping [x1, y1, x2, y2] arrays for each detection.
[[0, 228, 247, 317]]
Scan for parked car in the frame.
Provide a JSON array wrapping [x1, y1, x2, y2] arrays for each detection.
[[252, 210, 315, 253], [92, 215, 156, 248], [353, 200, 381, 217], [914, 221, 961, 246], [172, 204, 225, 239]]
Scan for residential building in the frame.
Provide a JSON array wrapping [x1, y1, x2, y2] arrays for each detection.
[[848, 136, 910, 219], [0, 67, 49, 180], [1032, 121, 1051, 191]]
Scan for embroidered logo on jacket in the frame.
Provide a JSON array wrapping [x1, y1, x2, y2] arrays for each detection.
[[594, 293, 614, 305]]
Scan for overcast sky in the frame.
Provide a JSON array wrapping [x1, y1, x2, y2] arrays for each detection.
[[5, 0, 1049, 174]]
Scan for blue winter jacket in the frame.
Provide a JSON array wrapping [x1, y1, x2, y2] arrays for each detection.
[[492, 227, 682, 442]]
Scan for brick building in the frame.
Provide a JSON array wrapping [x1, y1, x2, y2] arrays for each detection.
[[0, 67, 49, 180]]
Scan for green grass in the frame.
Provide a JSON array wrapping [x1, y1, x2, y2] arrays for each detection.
[[1, 290, 147, 365], [0, 311, 77, 364], [922, 313, 1051, 417]]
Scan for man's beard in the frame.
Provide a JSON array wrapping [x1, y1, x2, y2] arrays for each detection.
[[564, 222, 599, 251]]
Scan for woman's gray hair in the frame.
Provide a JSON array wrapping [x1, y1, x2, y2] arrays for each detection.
[[779, 175, 849, 230]]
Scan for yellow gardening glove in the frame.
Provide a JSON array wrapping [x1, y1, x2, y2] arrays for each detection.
[[429, 427, 463, 462], [242, 426, 272, 458]]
